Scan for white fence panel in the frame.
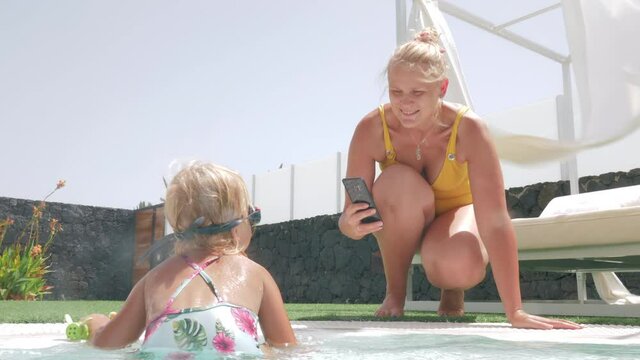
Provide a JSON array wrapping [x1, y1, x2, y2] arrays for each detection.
[[253, 168, 292, 225], [293, 153, 341, 220]]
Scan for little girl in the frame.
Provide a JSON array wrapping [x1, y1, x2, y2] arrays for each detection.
[[83, 162, 296, 356]]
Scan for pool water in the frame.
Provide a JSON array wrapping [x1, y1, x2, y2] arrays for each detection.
[[1, 325, 639, 360]]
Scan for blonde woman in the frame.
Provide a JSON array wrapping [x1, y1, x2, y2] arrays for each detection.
[[85, 162, 296, 355], [339, 28, 580, 329]]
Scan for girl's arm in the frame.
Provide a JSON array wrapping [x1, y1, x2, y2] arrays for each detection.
[[87, 277, 148, 348], [258, 267, 297, 347]]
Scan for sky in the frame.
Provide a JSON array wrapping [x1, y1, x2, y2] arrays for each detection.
[[1, 0, 638, 209]]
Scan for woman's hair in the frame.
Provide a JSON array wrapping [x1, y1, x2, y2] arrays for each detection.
[[387, 27, 447, 82], [164, 162, 250, 255]]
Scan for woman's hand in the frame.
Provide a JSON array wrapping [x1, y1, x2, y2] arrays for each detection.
[[338, 202, 383, 240], [508, 309, 582, 329]]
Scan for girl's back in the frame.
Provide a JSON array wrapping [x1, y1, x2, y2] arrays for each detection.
[[141, 253, 269, 354]]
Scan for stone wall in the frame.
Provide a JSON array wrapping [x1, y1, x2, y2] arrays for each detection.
[[1, 168, 638, 302], [0, 197, 135, 300]]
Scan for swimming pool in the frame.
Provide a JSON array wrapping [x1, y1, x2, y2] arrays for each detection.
[[1, 321, 639, 359]]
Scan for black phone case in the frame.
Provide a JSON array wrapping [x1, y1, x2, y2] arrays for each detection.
[[342, 177, 382, 223]]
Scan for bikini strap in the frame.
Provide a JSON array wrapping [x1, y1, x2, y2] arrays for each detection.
[[378, 105, 396, 161], [446, 106, 470, 160]]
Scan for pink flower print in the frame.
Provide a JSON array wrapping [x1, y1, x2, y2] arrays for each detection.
[[232, 307, 258, 340], [213, 333, 235, 353]]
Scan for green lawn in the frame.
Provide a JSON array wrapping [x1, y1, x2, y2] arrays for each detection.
[[0, 301, 638, 326]]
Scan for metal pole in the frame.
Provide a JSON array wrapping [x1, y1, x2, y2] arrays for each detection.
[[290, 164, 295, 220], [438, 0, 568, 63], [396, 0, 407, 45], [557, 62, 579, 194], [336, 152, 342, 213]]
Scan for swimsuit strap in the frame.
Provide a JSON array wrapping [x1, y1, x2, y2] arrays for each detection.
[[182, 256, 222, 301], [144, 256, 221, 341], [446, 106, 470, 157], [379, 105, 396, 161]]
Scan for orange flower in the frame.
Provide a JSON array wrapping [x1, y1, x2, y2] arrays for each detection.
[[30, 244, 42, 257], [49, 218, 59, 232], [32, 205, 43, 219], [56, 180, 66, 189]]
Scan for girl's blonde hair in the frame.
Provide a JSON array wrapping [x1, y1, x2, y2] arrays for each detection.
[[387, 27, 447, 82], [164, 162, 250, 255]]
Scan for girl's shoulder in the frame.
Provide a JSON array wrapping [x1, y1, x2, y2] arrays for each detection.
[[221, 254, 268, 273]]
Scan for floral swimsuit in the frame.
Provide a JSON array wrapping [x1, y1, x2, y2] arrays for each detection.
[[141, 256, 265, 357]]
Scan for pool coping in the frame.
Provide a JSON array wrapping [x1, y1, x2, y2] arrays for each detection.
[[1, 321, 639, 349]]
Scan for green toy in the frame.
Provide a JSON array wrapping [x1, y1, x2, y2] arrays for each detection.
[[64, 314, 90, 341]]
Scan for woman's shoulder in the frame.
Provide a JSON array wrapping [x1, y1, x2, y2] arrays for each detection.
[[358, 105, 385, 126], [444, 103, 486, 136], [453, 104, 494, 160], [352, 105, 386, 141]]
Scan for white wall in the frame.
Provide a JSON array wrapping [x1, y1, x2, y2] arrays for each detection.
[[293, 153, 342, 220], [253, 167, 292, 225]]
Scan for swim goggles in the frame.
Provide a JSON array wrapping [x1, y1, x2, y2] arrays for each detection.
[[137, 205, 261, 263], [182, 205, 261, 237]]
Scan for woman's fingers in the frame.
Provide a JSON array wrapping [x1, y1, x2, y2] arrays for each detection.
[[343, 203, 383, 237], [511, 311, 583, 330]]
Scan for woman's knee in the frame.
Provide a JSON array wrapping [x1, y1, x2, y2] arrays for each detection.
[[422, 236, 487, 289], [426, 259, 486, 290], [372, 164, 434, 211]]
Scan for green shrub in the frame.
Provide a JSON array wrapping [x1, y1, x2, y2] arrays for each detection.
[[0, 180, 65, 300]]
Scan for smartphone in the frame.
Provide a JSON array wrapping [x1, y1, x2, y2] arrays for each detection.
[[342, 177, 382, 223]]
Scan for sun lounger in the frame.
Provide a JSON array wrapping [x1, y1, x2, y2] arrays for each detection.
[[406, 185, 640, 316]]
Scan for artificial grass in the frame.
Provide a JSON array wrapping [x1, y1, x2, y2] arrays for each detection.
[[0, 300, 122, 323], [0, 301, 639, 326]]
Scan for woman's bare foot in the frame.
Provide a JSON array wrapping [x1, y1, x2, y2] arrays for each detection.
[[374, 295, 405, 317], [437, 289, 465, 317]]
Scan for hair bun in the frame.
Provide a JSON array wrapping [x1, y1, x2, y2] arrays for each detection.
[[415, 28, 440, 44]]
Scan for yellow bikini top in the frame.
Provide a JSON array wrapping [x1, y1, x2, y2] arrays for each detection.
[[377, 105, 473, 215]]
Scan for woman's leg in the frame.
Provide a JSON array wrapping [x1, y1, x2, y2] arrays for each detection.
[[372, 164, 435, 317], [420, 204, 489, 316]]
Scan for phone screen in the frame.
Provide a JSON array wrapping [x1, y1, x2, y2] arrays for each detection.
[[342, 177, 382, 223]]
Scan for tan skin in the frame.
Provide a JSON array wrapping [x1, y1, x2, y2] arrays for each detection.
[[339, 62, 581, 329], [84, 217, 297, 349]]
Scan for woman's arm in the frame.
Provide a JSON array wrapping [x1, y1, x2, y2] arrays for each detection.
[[339, 113, 384, 239], [461, 116, 580, 329], [258, 267, 297, 347], [87, 277, 148, 348]]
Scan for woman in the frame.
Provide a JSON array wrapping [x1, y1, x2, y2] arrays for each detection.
[[338, 28, 580, 329]]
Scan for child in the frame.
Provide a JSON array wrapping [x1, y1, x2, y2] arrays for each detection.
[[82, 162, 297, 355]]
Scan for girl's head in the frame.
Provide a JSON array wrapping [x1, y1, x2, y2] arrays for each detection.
[[165, 162, 254, 256], [387, 28, 449, 128]]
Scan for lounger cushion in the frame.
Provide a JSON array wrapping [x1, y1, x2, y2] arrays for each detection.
[[513, 205, 640, 250]]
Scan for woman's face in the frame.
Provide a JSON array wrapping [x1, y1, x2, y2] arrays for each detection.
[[388, 62, 445, 129]]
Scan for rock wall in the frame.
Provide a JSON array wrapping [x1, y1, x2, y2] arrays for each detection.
[[0, 198, 135, 300]]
